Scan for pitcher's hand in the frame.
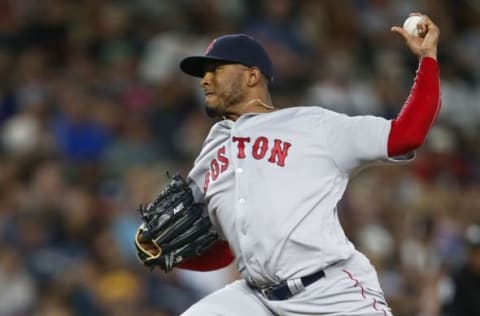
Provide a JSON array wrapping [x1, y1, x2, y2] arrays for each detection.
[[391, 13, 440, 60]]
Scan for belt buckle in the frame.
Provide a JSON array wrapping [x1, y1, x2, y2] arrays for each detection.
[[259, 284, 275, 300]]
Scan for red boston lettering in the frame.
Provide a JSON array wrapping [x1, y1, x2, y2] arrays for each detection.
[[232, 137, 250, 159], [203, 171, 211, 193], [203, 146, 230, 193], [268, 139, 292, 167], [210, 159, 220, 180], [203, 137, 292, 195], [217, 146, 229, 172], [252, 136, 268, 160]]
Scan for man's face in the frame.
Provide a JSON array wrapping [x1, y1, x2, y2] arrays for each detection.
[[200, 62, 248, 117]]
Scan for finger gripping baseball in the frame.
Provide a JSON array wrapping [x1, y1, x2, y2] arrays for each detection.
[[134, 173, 219, 272]]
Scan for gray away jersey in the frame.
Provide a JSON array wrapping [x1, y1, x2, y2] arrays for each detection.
[[188, 106, 400, 286]]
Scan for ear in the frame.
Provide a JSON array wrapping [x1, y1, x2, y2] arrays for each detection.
[[246, 68, 262, 87]]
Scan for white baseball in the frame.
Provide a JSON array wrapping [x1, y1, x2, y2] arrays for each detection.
[[403, 15, 424, 37]]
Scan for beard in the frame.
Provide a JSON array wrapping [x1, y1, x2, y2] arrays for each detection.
[[204, 75, 245, 118], [205, 105, 218, 118]]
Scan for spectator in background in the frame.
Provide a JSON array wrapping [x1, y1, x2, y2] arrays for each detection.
[[53, 87, 113, 164], [452, 223, 480, 315], [0, 246, 36, 315], [244, 0, 311, 96]]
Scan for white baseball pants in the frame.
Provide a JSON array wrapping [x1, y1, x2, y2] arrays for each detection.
[[181, 251, 393, 316]]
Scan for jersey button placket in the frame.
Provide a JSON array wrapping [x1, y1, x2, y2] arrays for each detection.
[[236, 168, 246, 207], [239, 201, 248, 235], [235, 167, 248, 234], [230, 126, 252, 276], [231, 131, 247, 230]]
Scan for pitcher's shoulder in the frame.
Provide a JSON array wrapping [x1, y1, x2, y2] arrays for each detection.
[[203, 120, 232, 143], [275, 105, 330, 121]]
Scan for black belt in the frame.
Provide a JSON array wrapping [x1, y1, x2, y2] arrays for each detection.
[[247, 270, 325, 301]]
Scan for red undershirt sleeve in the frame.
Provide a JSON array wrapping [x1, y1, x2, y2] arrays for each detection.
[[176, 240, 235, 271], [387, 57, 441, 157]]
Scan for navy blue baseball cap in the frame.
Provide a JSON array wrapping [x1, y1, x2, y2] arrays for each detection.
[[180, 34, 274, 82]]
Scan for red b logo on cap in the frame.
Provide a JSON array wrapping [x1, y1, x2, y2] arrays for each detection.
[[205, 39, 216, 54]]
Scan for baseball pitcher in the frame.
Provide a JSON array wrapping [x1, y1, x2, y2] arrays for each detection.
[[135, 13, 441, 316]]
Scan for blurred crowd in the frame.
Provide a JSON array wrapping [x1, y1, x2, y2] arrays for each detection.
[[0, 0, 479, 315]]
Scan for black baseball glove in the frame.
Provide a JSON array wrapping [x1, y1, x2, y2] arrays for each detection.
[[134, 173, 218, 272]]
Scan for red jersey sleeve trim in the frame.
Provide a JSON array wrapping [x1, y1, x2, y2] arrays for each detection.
[[176, 240, 235, 271], [387, 57, 441, 157]]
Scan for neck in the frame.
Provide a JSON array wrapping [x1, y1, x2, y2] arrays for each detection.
[[246, 98, 275, 109], [224, 97, 276, 121]]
